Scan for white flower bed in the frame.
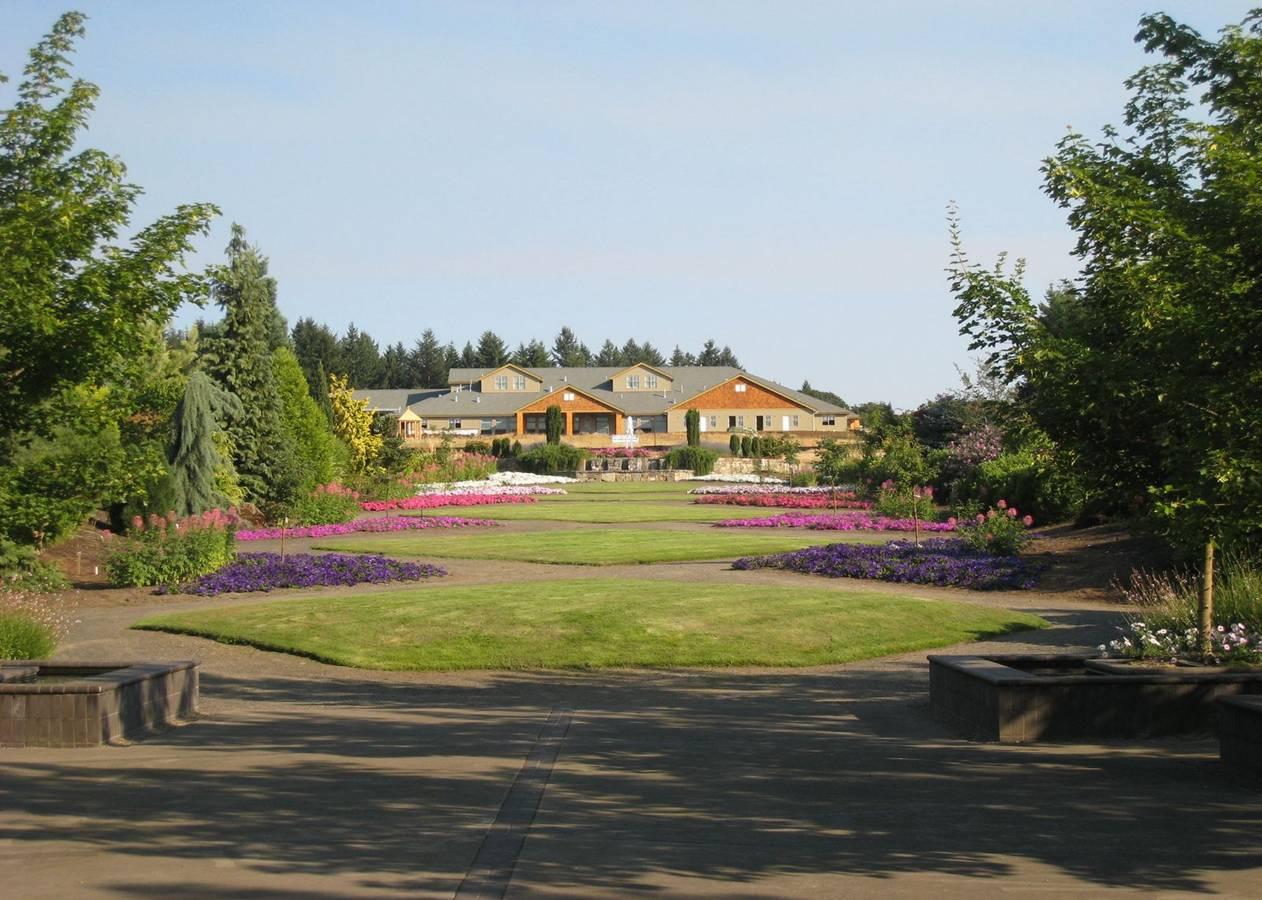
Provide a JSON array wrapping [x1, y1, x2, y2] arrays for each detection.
[[685, 473, 787, 485], [415, 483, 567, 496], [689, 485, 846, 495]]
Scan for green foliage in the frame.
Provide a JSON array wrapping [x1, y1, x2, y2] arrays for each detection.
[[1118, 554, 1262, 636], [666, 446, 718, 476], [518, 443, 588, 474], [789, 471, 818, 487], [873, 483, 938, 521], [274, 347, 338, 490], [288, 485, 361, 526], [912, 394, 983, 450], [685, 409, 701, 447], [729, 434, 741, 456], [966, 447, 1084, 525], [463, 440, 492, 456], [740, 436, 752, 457], [511, 440, 523, 457], [799, 381, 847, 409], [955, 503, 1033, 557], [545, 405, 564, 445], [856, 426, 929, 488], [475, 331, 509, 368], [949, 11, 1262, 551], [814, 438, 858, 486], [0, 538, 69, 592], [105, 514, 236, 588], [201, 225, 294, 506], [0, 613, 56, 659], [0, 13, 217, 460], [370, 413, 413, 476], [336, 323, 383, 387], [166, 371, 242, 516], [329, 374, 383, 474], [749, 437, 763, 459]]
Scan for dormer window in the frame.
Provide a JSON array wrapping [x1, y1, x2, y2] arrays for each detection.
[[646, 375, 658, 389], [513, 375, 527, 390], [627, 375, 641, 389], [734, 383, 747, 393], [494, 375, 508, 390], [563, 391, 575, 401]]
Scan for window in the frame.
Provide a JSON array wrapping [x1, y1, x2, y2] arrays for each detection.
[[791, 415, 800, 428], [646, 375, 658, 389], [513, 375, 527, 390], [563, 391, 575, 401], [494, 375, 508, 390], [736, 415, 745, 428], [708, 416, 717, 429], [449, 419, 462, 429], [523, 414, 548, 434], [821, 416, 836, 426], [734, 383, 747, 393], [627, 375, 641, 389]]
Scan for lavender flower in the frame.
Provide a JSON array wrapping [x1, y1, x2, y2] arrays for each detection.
[[177, 553, 447, 595]]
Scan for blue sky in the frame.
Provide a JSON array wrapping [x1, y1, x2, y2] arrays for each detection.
[[3, 2, 1254, 407]]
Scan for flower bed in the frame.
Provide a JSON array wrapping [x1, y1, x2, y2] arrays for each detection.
[[694, 493, 874, 510], [360, 494, 537, 512], [588, 447, 659, 458], [414, 485, 567, 497], [236, 515, 496, 542], [716, 513, 956, 533], [733, 538, 1040, 590], [686, 473, 786, 484], [176, 553, 447, 596], [688, 485, 855, 496]]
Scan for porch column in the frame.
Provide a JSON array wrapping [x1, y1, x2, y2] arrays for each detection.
[[565, 412, 573, 435], [516, 412, 525, 435]]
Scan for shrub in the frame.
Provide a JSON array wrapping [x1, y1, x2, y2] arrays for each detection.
[[545, 405, 563, 445], [873, 482, 938, 520], [518, 443, 588, 474], [105, 509, 238, 587], [789, 471, 818, 487], [0, 612, 55, 659], [741, 436, 753, 457], [729, 434, 741, 456], [0, 538, 69, 592], [959, 445, 1084, 525], [954, 500, 1033, 556], [685, 409, 701, 447], [750, 437, 763, 459], [666, 446, 718, 476], [288, 483, 362, 526], [511, 440, 523, 457], [464, 440, 492, 456]]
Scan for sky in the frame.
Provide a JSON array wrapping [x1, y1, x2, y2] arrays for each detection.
[[3, 1, 1255, 408]]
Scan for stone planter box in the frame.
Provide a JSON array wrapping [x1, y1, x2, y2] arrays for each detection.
[[0, 660, 199, 748], [929, 653, 1262, 743], [1218, 695, 1262, 777]]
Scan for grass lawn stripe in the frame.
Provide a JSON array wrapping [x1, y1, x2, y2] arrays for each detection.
[[313, 527, 886, 565], [421, 500, 786, 523], [134, 578, 1047, 671]]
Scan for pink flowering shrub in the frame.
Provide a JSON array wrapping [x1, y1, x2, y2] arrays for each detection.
[[952, 500, 1033, 556], [589, 447, 657, 458], [694, 493, 872, 510], [715, 513, 956, 533], [360, 494, 537, 512], [236, 515, 497, 541], [105, 509, 241, 587]]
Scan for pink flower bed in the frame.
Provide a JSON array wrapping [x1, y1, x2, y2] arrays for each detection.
[[715, 513, 956, 533], [236, 515, 497, 541], [589, 447, 658, 458], [694, 493, 873, 510], [360, 494, 537, 512]]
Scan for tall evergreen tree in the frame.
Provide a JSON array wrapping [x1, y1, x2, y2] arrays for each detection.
[[380, 341, 409, 388], [273, 347, 337, 489], [201, 224, 294, 505], [409, 329, 449, 386], [312, 360, 334, 424], [620, 339, 643, 365], [291, 317, 338, 394], [166, 371, 242, 516], [716, 345, 741, 368], [511, 339, 550, 368], [443, 343, 461, 379], [594, 339, 623, 366], [551, 326, 590, 366], [458, 341, 478, 368], [639, 341, 666, 366], [475, 330, 509, 368], [697, 340, 723, 366], [337, 323, 383, 386], [670, 346, 696, 366]]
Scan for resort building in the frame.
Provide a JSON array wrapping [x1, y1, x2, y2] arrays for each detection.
[[353, 365, 859, 447]]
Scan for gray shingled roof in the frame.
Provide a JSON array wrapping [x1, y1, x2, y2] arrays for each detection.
[[356, 367, 851, 419]]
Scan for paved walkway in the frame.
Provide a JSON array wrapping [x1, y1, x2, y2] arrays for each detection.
[[2, 580, 1260, 898]]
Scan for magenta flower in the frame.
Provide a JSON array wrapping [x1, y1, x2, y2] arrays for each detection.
[[1022, 515, 1034, 527], [997, 499, 1007, 510]]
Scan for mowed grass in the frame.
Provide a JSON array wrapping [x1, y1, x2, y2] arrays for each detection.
[[448, 499, 783, 523], [134, 578, 1047, 670], [315, 527, 886, 565]]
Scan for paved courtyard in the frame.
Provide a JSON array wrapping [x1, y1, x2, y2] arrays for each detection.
[[2, 576, 1260, 900]]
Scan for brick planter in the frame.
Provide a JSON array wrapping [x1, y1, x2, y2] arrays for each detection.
[[929, 653, 1262, 743], [0, 660, 199, 748]]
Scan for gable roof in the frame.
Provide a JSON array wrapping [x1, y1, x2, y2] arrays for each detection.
[[608, 362, 674, 383]]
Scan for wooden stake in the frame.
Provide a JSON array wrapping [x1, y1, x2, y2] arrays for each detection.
[[1199, 540, 1215, 658]]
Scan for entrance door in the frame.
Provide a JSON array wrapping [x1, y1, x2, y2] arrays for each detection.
[[782, 416, 791, 431]]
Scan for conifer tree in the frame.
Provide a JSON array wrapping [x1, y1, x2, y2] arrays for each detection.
[[167, 371, 242, 515]]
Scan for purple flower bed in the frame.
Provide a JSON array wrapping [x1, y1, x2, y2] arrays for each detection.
[[715, 513, 956, 533], [732, 538, 1041, 590], [175, 552, 447, 595], [236, 515, 497, 541]]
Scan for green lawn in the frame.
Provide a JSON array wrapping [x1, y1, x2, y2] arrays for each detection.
[[447, 499, 781, 523], [134, 578, 1047, 670], [315, 527, 885, 565]]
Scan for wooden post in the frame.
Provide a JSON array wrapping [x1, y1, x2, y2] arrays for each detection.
[[1199, 540, 1215, 658]]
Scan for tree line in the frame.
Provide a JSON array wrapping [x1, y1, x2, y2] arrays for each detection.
[[267, 320, 744, 393]]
